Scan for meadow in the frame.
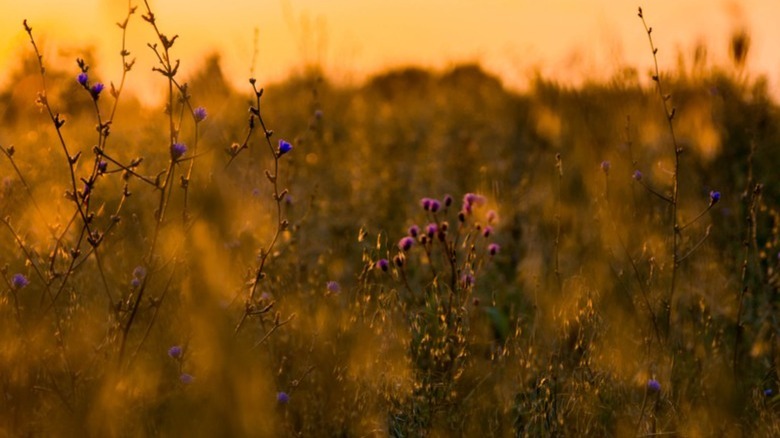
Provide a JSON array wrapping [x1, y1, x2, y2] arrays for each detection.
[[1, 2, 780, 436]]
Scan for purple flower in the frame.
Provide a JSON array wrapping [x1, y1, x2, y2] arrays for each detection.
[[170, 143, 187, 161], [12, 273, 29, 289], [483, 226, 493, 238], [764, 388, 774, 397], [168, 345, 183, 359], [461, 273, 474, 287], [393, 254, 405, 267], [408, 225, 419, 238], [193, 106, 207, 122], [462, 193, 486, 214], [421, 198, 432, 211], [709, 190, 721, 205], [488, 243, 500, 256], [277, 391, 290, 404], [376, 259, 389, 272], [398, 236, 415, 252], [179, 373, 194, 384], [429, 199, 441, 213], [77, 72, 88, 86], [98, 161, 108, 174], [600, 160, 610, 174], [443, 194, 453, 207], [486, 210, 498, 224], [90, 83, 104, 98], [278, 140, 293, 156], [131, 277, 141, 288], [647, 379, 661, 392], [426, 223, 437, 238], [133, 266, 146, 279], [326, 281, 340, 293], [633, 170, 643, 181]]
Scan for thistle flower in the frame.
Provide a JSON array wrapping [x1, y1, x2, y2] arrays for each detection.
[[647, 379, 661, 392], [483, 226, 493, 238], [600, 160, 610, 174], [277, 391, 290, 404], [488, 243, 500, 256], [709, 190, 721, 205], [398, 236, 415, 252], [193, 106, 207, 122], [326, 281, 340, 293], [98, 161, 108, 174], [278, 140, 293, 156], [421, 198, 432, 211], [408, 225, 419, 238], [426, 223, 437, 238], [486, 210, 498, 224], [443, 194, 453, 207], [12, 273, 29, 289], [376, 259, 389, 272], [429, 199, 441, 213], [179, 373, 194, 384], [90, 83, 104, 99], [168, 345, 183, 359], [77, 72, 88, 86], [170, 143, 187, 161], [632, 170, 643, 181]]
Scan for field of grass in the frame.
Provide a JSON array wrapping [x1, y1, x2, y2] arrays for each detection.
[[2, 3, 780, 436]]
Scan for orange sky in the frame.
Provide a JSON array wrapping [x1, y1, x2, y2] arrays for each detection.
[[2, 0, 779, 104]]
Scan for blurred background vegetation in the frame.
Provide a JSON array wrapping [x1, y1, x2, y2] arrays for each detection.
[[2, 26, 780, 435]]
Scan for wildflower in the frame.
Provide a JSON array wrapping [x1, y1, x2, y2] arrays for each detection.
[[600, 160, 610, 174], [443, 194, 453, 207], [77, 72, 88, 86], [421, 198, 432, 211], [90, 83, 104, 99], [179, 373, 194, 384], [133, 266, 146, 279], [764, 388, 773, 397], [170, 143, 187, 161], [462, 193, 486, 214], [98, 161, 108, 174], [426, 223, 437, 238], [277, 391, 290, 404], [709, 190, 721, 205], [461, 273, 474, 287], [168, 345, 183, 359], [488, 243, 500, 256], [483, 226, 493, 238], [398, 236, 415, 252], [326, 281, 340, 294], [376, 259, 389, 272], [393, 254, 405, 267], [193, 106, 207, 122], [278, 140, 293, 156], [429, 199, 441, 213], [131, 277, 141, 288], [647, 379, 661, 392], [12, 274, 29, 289], [408, 225, 420, 238], [486, 210, 498, 224], [633, 170, 643, 181]]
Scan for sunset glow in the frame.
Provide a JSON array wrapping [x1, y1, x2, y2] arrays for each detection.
[[2, 0, 779, 103]]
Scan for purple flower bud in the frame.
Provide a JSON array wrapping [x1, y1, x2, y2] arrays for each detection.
[[12, 273, 29, 289], [90, 82, 104, 98], [429, 199, 441, 213], [376, 259, 389, 272], [647, 379, 661, 392], [393, 254, 405, 267], [421, 198, 432, 211], [77, 72, 88, 86], [98, 161, 108, 174], [426, 223, 437, 238], [193, 106, 207, 122], [486, 210, 498, 224], [461, 273, 474, 287], [170, 143, 187, 161], [633, 170, 643, 181], [483, 226, 493, 238], [326, 281, 340, 293], [488, 243, 500, 256], [179, 373, 194, 384], [764, 388, 774, 397], [408, 225, 419, 238], [168, 345, 183, 359], [278, 140, 293, 156], [398, 236, 415, 252], [709, 190, 721, 205], [600, 160, 610, 174], [443, 194, 453, 207], [277, 391, 290, 404]]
